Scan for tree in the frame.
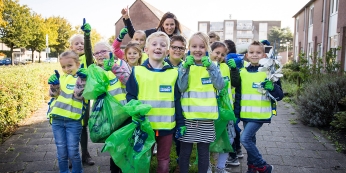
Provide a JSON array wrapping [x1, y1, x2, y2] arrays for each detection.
[[26, 13, 46, 63], [0, 0, 32, 65], [0, 0, 5, 26], [267, 26, 293, 52], [72, 25, 102, 46], [50, 17, 73, 57], [108, 35, 116, 45]]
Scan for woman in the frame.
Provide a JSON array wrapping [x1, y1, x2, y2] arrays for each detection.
[[121, 6, 182, 38]]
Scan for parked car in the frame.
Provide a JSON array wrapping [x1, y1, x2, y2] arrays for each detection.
[[14, 58, 31, 65], [45, 57, 58, 63], [1, 58, 12, 65]]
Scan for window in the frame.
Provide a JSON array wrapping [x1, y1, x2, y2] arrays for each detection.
[[309, 7, 314, 25], [296, 18, 299, 31], [331, 0, 334, 13]]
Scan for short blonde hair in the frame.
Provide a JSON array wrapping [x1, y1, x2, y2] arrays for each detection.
[[94, 41, 114, 53], [59, 50, 80, 63], [188, 32, 211, 54], [145, 31, 170, 48], [134, 30, 146, 38], [69, 34, 84, 46]]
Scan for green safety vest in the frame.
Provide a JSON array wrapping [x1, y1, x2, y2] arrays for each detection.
[[49, 75, 84, 120], [181, 65, 218, 120], [134, 66, 177, 130], [106, 70, 127, 105], [240, 70, 272, 120]]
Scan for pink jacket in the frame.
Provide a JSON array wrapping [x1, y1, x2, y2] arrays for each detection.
[[112, 39, 124, 59]]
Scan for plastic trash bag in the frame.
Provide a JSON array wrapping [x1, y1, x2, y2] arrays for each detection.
[[83, 64, 109, 100], [102, 100, 155, 173], [210, 80, 236, 153]]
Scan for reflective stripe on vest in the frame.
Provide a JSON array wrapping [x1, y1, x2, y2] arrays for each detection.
[[134, 66, 177, 130], [106, 71, 127, 105], [240, 70, 272, 120], [49, 75, 84, 120], [181, 65, 218, 120], [219, 63, 234, 108]]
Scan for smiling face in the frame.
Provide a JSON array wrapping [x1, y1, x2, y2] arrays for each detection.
[[70, 36, 84, 55], [162, 18, 176, 35], [60, 56, 80, 75], [211, 46, 227, 63], [93, 44, 111, 67], [169, 40, 185, 62], [126, 47, 140, 67], [145, 36, 169, 62], [246, 45, 266, 65], [189, 36, 207, 63], [133, 32, 146, 49]]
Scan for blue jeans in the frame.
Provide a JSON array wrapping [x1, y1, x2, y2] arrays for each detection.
[[240, 121, 267, 167], [52, 117, 83, 173]]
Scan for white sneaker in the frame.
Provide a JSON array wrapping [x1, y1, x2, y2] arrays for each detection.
[[215, 167, 230, 173], [153, 143, 157, 155], [207, 162, 213, 173], [226, 157, 240, 166]]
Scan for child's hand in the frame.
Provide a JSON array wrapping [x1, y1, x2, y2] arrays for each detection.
[[183, 55, 194, 68], [227, 58, 236, 69], [117, 27, 128, 41], [175, 126, 186, 138], [81, 18, 91, 35], [201, 56, 211, 67], [76, 68, 88, 78], [261, 79, 274, 91], [103, 52, 115, 71], [48, 70, 60, 85], [260, 40, 270, 46], [121, 6, 129, 19]]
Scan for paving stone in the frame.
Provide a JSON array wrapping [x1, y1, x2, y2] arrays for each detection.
[[83, 165, 99, 173], [14, 126, 36, 134], [44, 151, 57, 160], [291, 149, 322, 158], [35, 144, 56, 152], [26, 138, 52, 145], [34, 127, 51, 133], [93, 156, 110, 166], [299, 142, 328, 151], [275, 141, 301, 149], [24, 160, 55, 172], [4, 145, 37, 153], [0, 152, 19, 163], [281, 155, 314, 167], [266, 147, 294, 156], [317, 150, 346, 160], [15, 152, 46, 162], [42, 132, 54, 138], [0, 162, 26, 172]]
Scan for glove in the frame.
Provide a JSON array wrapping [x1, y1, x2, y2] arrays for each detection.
[[261, 79, 274, 91], [76, 68, 88, 78], [117, 27, 128, 41], [81, 18, 91, 35], [48, 70, 60, 85], [260, 40, 270, 46], [103, 52, 115, 71], [201, 56, 211, 67], [175, 126, 186, 138], [183, 55, 194, 68], [227, 58, 236, 69]]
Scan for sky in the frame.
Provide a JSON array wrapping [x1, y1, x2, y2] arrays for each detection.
[[19, 0, 310, 40]]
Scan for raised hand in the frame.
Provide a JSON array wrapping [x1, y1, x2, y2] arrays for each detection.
[[76, 68, 88, 79], [48, 70, 60, 85], [261, 79, 274, 91], [227, 58, 236, 69], [117, 27, 128, 42], [121, 6, 129, 19], [201, 56, 211, 68], [103, 52, 115, 71], [81, 18, 91, 35]]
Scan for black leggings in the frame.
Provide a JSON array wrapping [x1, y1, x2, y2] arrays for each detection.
[[179, 142, 210, 173]]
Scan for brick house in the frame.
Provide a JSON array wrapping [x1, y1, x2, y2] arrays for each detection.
[[114, 0, 193, 48], [293, 0, 346, 71]]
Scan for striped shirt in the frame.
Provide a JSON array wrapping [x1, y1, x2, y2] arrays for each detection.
[[179, 119, 216, 143]]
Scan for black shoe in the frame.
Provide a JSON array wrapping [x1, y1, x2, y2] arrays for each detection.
[[82, 152, 95, 166]]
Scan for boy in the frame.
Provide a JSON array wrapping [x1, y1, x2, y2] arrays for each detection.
[[164, 35, 186, 68], [235, 41, 283, 173], [125, 31, 185, 173]]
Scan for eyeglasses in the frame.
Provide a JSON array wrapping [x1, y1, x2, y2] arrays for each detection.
[[171, 46, 185, 51], [93, 50, 109, 56]]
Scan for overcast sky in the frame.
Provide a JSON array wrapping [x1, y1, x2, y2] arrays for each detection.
[[19, 0, 310, 39]]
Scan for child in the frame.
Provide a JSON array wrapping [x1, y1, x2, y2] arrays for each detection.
[[112, 28, 148, 63], [126, 31, 185, 173], [177, 32, 224, 173], [164, 35, 186, 68], [236, 41, 283, 173], [123, 41, 143, 68], [69, 33, 94, 166], [48, 50, 88, 173], [208, 31, 220, 45]]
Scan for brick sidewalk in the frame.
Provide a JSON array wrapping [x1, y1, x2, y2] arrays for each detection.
[[0, 102, 345, 173]]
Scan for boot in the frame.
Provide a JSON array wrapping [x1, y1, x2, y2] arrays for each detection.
[[82, 151, 95, 166]]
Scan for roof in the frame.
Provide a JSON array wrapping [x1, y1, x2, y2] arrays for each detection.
[[292, 0, 315, 18]]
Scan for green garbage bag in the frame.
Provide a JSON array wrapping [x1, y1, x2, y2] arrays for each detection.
[[102, 100, 155, 173], [210, 80, 236, 153], [88, 92, 130, 143], [83, 64, 110, 100]]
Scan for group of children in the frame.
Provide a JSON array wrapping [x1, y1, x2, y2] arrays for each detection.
[[47, 17, 283, 173]]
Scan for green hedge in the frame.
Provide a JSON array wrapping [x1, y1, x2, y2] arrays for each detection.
[[0, 63, 60, 143]]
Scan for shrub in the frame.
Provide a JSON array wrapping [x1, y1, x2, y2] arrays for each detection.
[[331, 111, 346, 130], [296, 74, 346, 127], [0, 63, 60, 143]]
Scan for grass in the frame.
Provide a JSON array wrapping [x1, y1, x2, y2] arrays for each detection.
[[289, 119, 298, 125]]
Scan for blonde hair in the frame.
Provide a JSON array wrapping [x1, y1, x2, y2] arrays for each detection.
[[145, 31, 170, 48], [94, 41, 114, 52], [59, 50, 80, 63], [188, 32, 211, 54], [69, 34, 84, 46], [124, 41, 143, 65], [248, 41, 265, 52], [208, 31, 220, 41], [133, 30, 146, 38]]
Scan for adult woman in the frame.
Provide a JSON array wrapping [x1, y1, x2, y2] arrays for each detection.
[[121, 6, 182, 38]]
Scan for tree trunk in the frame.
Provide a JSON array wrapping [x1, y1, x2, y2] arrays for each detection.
[[31, 48, 35, 63], [38, 51, 41, 63], [10, 45, 14, 66]]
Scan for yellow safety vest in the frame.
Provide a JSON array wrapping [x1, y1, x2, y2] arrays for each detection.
[[181, 65, 218, 120], [106, 71, 127, 105], [79, 54, 87, 69], [49, 75, 84, 120], [134, 66, 177, 130], [240, 70, 272, 120], [219, 63, 234, 108], [141, 53, 148, 64]]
